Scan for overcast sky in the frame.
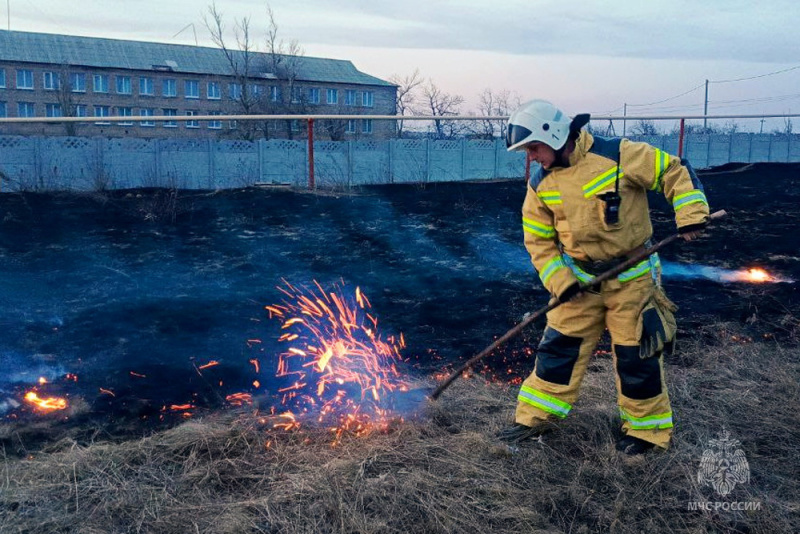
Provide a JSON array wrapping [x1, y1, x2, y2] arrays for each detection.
[[8, 0, 800, 131]]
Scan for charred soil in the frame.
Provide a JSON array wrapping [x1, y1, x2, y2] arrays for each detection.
[[0, 163, 799, 532]]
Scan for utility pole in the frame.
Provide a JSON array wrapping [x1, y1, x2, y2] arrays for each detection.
[[7, 0, 10, 31], [760, 118, 765, 134], [703, 79, 709, 130], [623, 103, 627, 136]]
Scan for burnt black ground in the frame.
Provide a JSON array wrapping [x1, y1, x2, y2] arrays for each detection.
[[1, 162, 798, 439]]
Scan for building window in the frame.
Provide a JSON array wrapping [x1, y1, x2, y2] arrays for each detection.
[[229, 120, 238, 130], [290, 119, 300, 133], [75, 104, 87, 117], [208, 111, 222, 129], [163, 79, 177, 97], [309, 88, 320, 105], [291, 86, 302, 104], [116, 76, 132, 95], [326, 88, 338, 105], [0, 69, 5, 88], [163, 108, 177, 127], [17, 69, 34, 90], [207, 81, 221, 100], [251, 84, 263, 99], [94, 105, 110, 124], [17, 102, 35, 117], [93, 74, 109, 93], [0, 101, 6, 117], [139, 108, 155, 126], [269, 85, 280, 102], [362, 119, 373, 134], [362, 91, 374, 107], [117, 106, 133, 125], [46, 103, 63, 117], [70, 73, 86, 92], [186, 110, 199, 128], [229, 82, 242, 100], [346, 119, 356, 134], [43, 71, 60, 91], [185, 80, 199, 99], [139, 77, 154, 96], [345, 90, 356, 106]]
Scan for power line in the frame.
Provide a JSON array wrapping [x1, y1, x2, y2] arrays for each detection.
[[617, 64, 800, 118], [710, 64, 800, 84], [709, 92, 800, 106], [625, 83, 705, 107]]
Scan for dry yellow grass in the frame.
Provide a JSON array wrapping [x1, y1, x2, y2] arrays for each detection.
[[1, 323, 798, 533]]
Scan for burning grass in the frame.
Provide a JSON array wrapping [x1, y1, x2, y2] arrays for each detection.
[[2, 323, 798, 534]]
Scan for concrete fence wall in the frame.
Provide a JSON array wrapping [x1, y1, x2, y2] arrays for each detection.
[[0, 132, 798, 192]]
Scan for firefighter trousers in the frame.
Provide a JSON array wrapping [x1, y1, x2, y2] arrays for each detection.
[[515, 274, 674, 448]]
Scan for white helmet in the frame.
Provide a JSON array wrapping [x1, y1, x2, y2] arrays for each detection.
[[506, 99, 572, 152]]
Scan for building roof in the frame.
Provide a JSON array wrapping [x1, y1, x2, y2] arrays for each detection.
[[0, 30, 394, 87]]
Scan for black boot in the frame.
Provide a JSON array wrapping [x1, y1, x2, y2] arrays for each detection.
[[496, 422, 555, 444], [616, 435, 656, 455]]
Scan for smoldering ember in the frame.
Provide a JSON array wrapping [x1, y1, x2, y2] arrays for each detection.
[[1, 162, 799, 533]]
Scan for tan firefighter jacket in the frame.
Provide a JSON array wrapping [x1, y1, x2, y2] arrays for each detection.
[[522, 130, 710, 297]]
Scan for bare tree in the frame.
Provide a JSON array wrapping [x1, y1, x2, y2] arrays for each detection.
[[204, 2, 261, 139], [388, 69, 423, 138], [720, 120, 741, 135], [262, 4, 306, 139], [631, 119, 659, 136], [56, 65, 79, 136], [782, 117, 793, 135], [474, 88, 519, 139], [421, 79, 464, 139]]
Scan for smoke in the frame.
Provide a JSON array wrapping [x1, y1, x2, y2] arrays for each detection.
[[466, 233, 794, 285]]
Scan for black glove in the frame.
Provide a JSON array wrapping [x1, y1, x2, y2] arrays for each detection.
[[678, 221, 708, 235], [557, 282, 582, 303], [639, 305, 667, 359]]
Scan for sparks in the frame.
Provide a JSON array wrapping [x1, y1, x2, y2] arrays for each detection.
[[267, 280, 410, 440]]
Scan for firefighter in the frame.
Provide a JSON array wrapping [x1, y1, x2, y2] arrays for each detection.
[[497, 99, 709, 454]]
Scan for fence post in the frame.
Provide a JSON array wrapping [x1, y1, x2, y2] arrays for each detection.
[[425, 138, 431, 183], [307, 118, 315, 189], [493, 138, 500, 179], [387, 139, 394, 184], [208, 138, 215, 189], [347, 140, 354, 187], [678, 118, 685, 158], [461, 138, 467, 181], [728, 133, 733, 163], [95, 137, 105, 190], [257, 138, 265, 183], [34, 137, 42, 189], [748, 133, 753, 163], [154, 138, 161, 184], [768, 134, 773, 162]]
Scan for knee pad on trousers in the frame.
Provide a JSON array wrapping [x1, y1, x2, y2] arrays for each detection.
[[614, 344, 662, 399], [535, 327, 583, 386]]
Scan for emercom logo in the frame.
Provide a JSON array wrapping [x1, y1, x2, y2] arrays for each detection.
[[688, 430, 761, 512]]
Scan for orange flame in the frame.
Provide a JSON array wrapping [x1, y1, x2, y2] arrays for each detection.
[[24, 391, 68, 412], [745, 268, 771, 283]]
